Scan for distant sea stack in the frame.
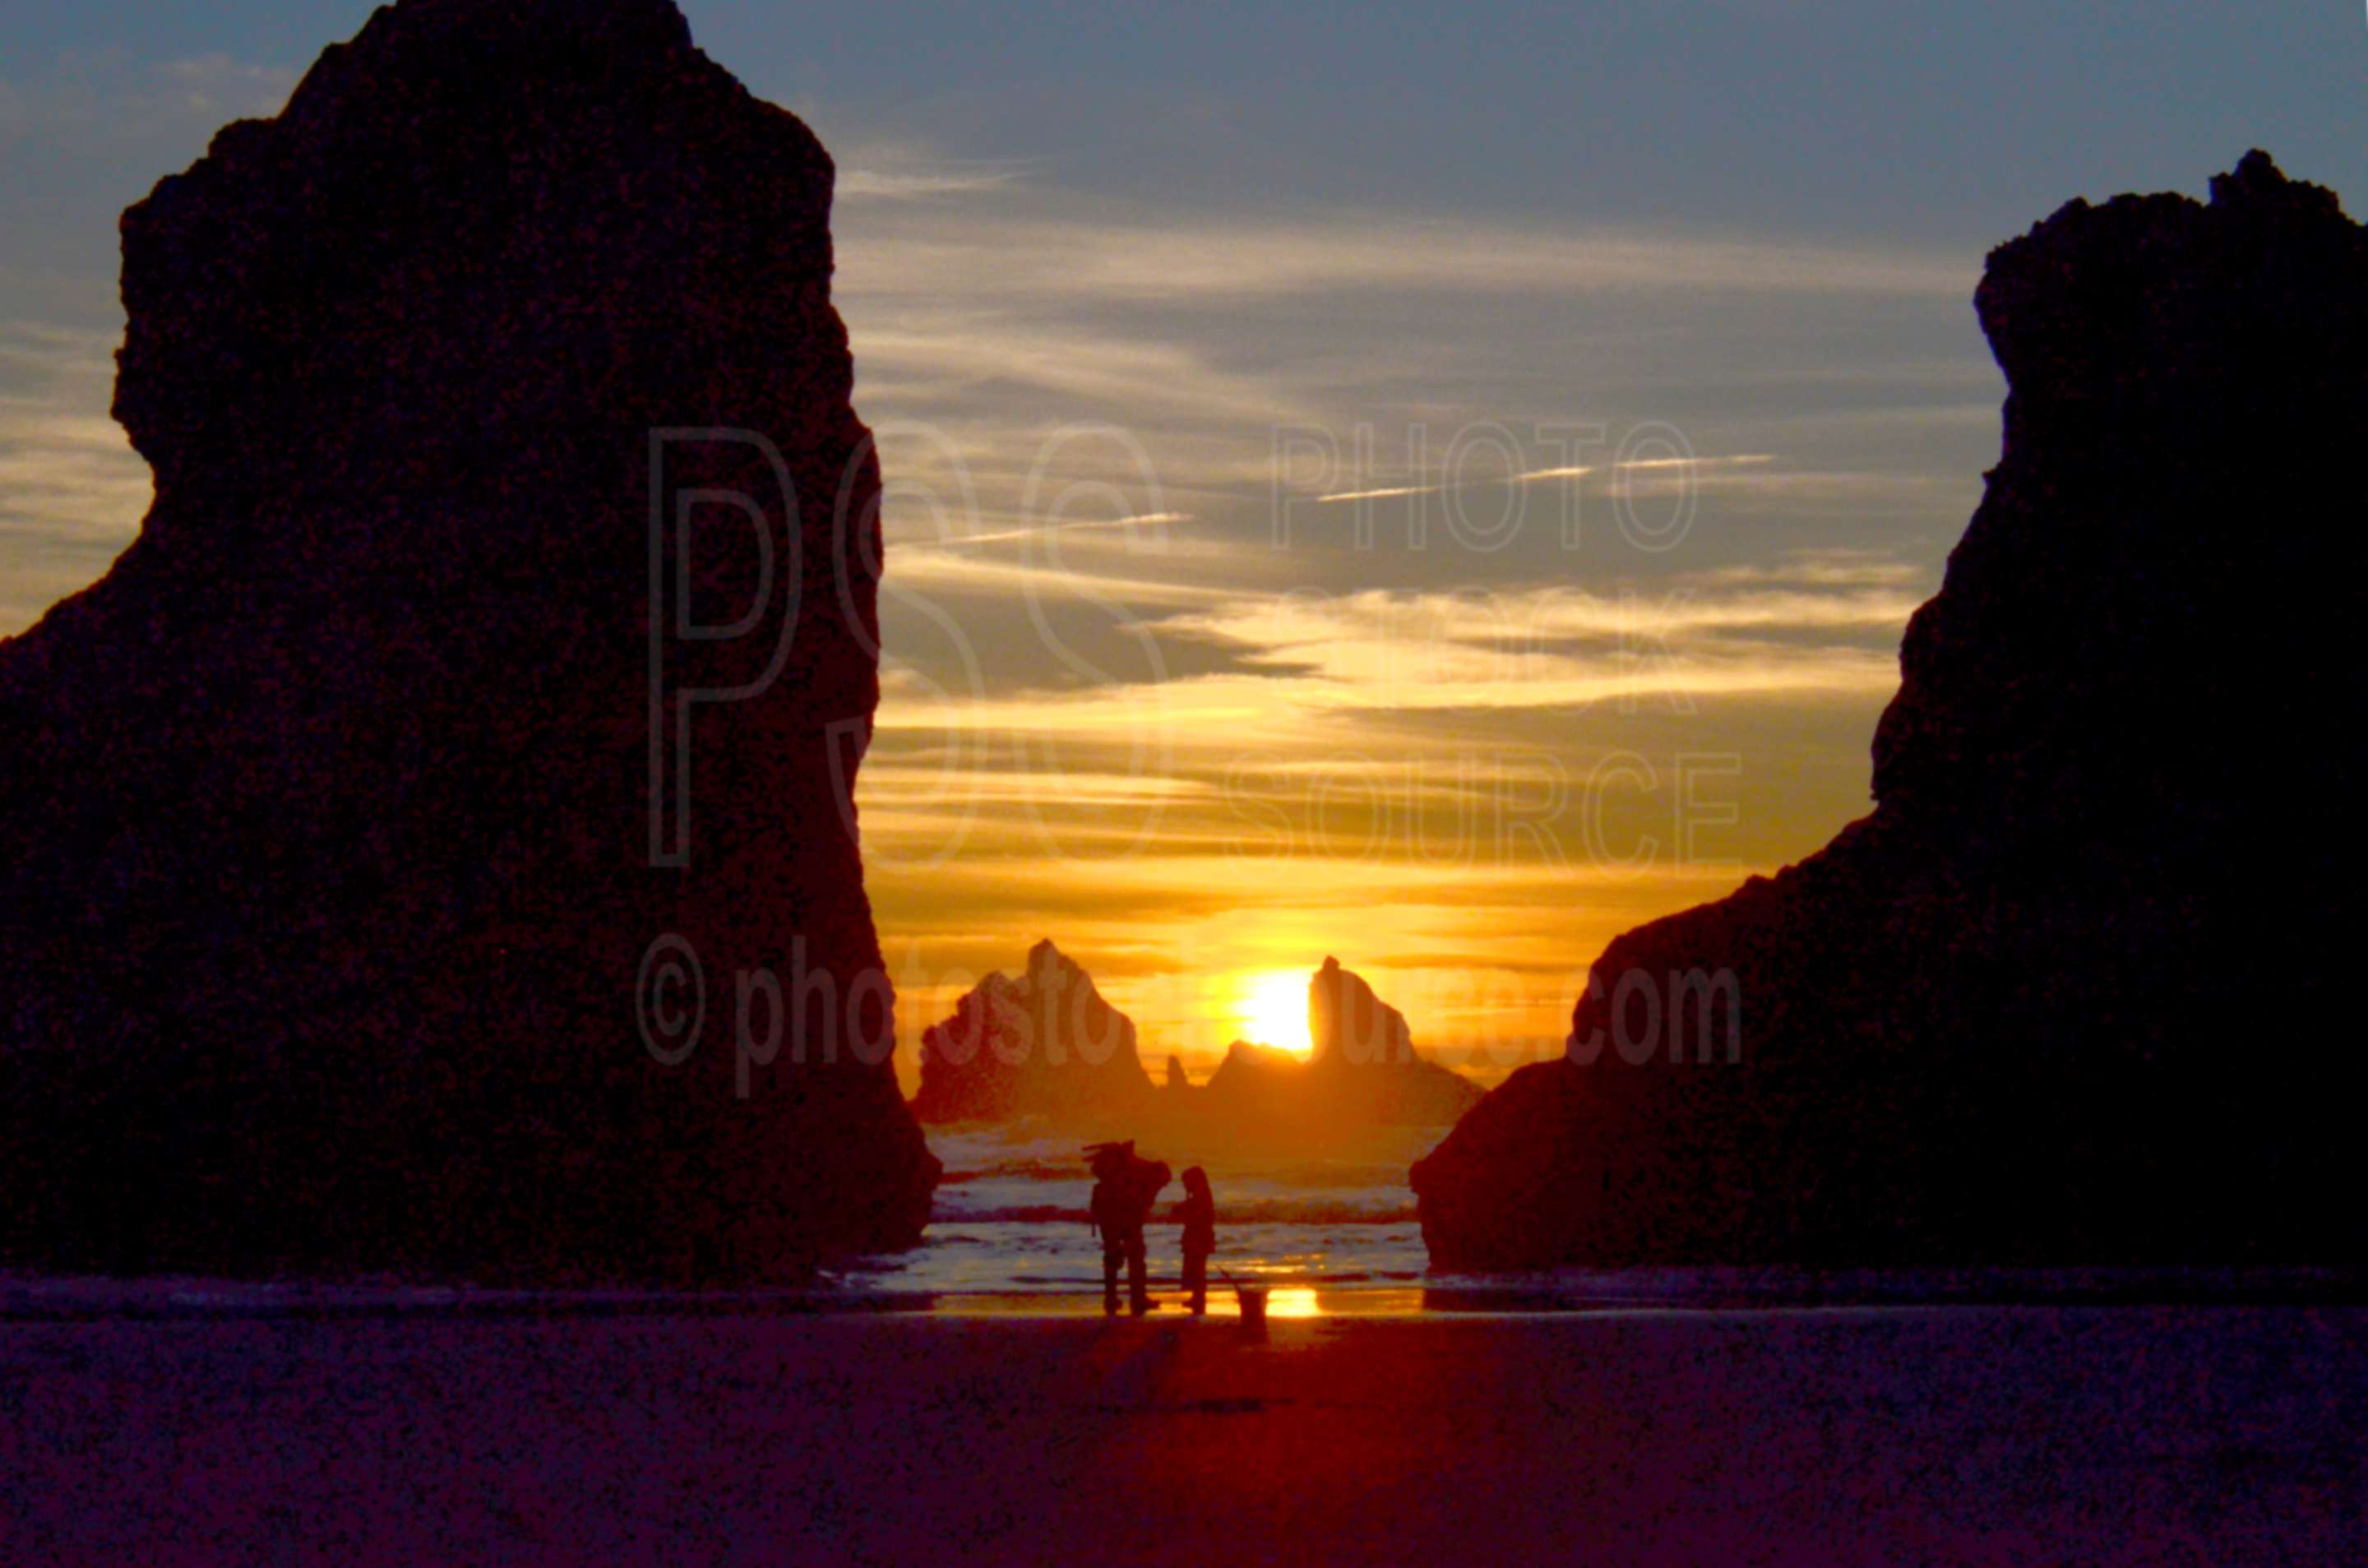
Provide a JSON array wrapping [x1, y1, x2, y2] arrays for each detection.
[[913, 941, 1155, 1126], [1202, 959, 1482, 1134], [916, 947, 1479, 1144], [0, 0, 937, 1282], [1414, 153, 2366, 1270]]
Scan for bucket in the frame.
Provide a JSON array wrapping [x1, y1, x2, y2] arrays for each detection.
[[1234, 1283, 1269, 1330]]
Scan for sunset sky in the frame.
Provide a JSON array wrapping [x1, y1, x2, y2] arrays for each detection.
[[4, 2, 2361, 1087]]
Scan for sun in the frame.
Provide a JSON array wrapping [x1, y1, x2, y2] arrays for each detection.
[[1233, 969, 1313, 1057]]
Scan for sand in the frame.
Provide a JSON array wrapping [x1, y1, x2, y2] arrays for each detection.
[[4, 1305, 2363, 1564]]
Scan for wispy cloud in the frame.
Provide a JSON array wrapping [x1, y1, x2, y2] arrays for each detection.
[[1614, 466, 1967, 511], [839, 166, 1025, 201], [874, 560, 1917, 741], [1617, 453, 1775, 471], [1315, 483, 1435, 504], [829, 140, 1034, 203], [1308, 453, 1779, 506], [884, 543, 1236, 606], [1691, 548, 1935, 590], [0, 320, 118, 378], [0, 405, 145, 525], [925, 511, 1194, 548], [0, 401, 146, 631], [840, 205, 1976, 306], [157, 54, 298, 121]]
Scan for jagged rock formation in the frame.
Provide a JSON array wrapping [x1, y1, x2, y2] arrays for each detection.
[[913, 941, 1155, 1126], [1316, 956, 1484, 1127], [0, 0, 938, 1282], [1204, 959, 1482, 1131], [916, 950, 1481, 1142], [1415, 153, 2366, 1270]]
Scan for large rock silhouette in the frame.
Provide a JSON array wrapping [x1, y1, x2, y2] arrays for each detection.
[[1414, 154, 2366, 1270], [913, 940, 1156, 1126], [0, 0, 937, 1282]]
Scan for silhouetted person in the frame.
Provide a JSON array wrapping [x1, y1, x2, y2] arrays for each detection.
[[1175, 1166, 1216, 1316], [1087, 1140, 1169, 1316]]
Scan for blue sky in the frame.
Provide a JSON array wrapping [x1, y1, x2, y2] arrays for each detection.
[[2, 1, 2360, 1075], [8, 2, 2357, 236]]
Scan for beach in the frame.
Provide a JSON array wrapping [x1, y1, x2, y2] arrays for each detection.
[[6, 1302, 2362, 1565]]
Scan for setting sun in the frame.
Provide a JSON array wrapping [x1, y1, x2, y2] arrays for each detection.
[[1233, 969, 1313, 1057]]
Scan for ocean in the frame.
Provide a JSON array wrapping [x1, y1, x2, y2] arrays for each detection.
[[838, 1124, 1442, 1310], [7, 1118, 2357, 1321]]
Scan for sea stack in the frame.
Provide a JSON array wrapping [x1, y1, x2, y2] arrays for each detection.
[[0, 0, 938, 1282], [1200, 958, 1483, 1136], [913, 940, 1156, 1126], [1305, 957, 1484, 1125], [1413, 154, 2367, 1270], [913, 947, 1480, 1141]]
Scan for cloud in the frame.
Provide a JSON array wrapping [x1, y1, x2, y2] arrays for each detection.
[[839, 203, 1976, 307], [826, 167, 1993, 711], [1616, 453, 1775, 471], [853, 308, 1330, 429], [923, 511, 1194, 548], [830, 182, 1983, 592], [827, 140, 1034, 202], [1307, 453, 1779, 506], [0, 394, 147, 632], [839, 166, 1024, 201], [157, 54, 298, 121], [0, 320, 118, 378], [872, 562, 1914, 745], [1690, 548, 1935, 590], [1159, 580, 1914, 659], [0, 317, 146, 634], [1315, 483, 1436, 504], [884, 543, 1236, 606], [1612, 466, 1968, 511]]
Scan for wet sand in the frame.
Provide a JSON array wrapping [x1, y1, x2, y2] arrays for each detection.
[[5, 1306, 2363, 1564]]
